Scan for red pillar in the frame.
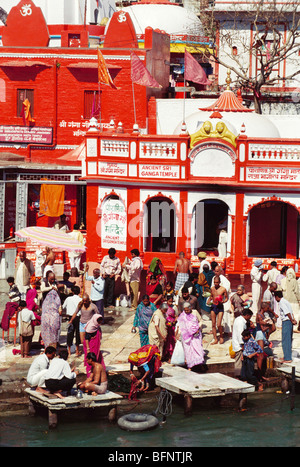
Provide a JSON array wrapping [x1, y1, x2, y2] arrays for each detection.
[[127, 187, 140, 252], [177, 190, 189, 255], [234, 192, 245, 273], [85, 184, 100, 262]]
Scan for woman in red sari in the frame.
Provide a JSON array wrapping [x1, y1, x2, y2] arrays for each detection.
[[128, 344, 161, 397], [146, 275, 163, 307], [83, 314, 106, 377], [26, 277, 41, 328]]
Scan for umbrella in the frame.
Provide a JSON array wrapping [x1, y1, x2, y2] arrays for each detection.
[[15, 226, 86, 252]]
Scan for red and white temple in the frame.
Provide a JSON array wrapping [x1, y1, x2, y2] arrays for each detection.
[[1, 0, 300, 278]]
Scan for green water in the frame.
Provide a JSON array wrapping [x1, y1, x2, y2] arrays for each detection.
[[1, 390, 300, 447]]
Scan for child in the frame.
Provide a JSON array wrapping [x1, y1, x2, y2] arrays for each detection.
[[240, 329, 263, 391], [17, 300, 36, 358]]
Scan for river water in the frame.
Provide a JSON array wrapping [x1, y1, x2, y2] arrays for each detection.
[[1, 389, 300, 447]]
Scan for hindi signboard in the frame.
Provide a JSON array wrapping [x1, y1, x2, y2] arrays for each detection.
[[101, 197, 127, 251], [0, 125, 53, 144]]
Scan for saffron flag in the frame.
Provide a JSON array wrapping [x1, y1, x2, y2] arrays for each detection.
[[21, 98, 35, 126], [131, 52, 162, 88], [97, 48, 117, 89], [184, 51, 211, 86]]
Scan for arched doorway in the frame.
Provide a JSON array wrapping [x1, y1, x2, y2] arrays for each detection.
[[144, 196, 176, 253], [192, 199, 229, 255], [248, 200, 299, 258]]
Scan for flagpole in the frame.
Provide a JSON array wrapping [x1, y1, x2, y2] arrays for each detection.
[[132, 78, 137, 125], [183, 48, 186, 125]]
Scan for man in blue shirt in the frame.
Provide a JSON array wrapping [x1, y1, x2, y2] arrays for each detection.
[[85, 266, 105, 318], [240, 329, 263, 391]]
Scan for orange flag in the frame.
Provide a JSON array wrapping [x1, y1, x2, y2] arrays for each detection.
[[21, 98, 35, 125], [97, 48, 117, 89]]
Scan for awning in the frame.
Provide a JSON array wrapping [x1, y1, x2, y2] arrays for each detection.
[[58, 142, 86, 161], [0, 60, 51, 67]]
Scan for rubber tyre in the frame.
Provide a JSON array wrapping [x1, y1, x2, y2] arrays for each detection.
[[117, 413, 159, 431]]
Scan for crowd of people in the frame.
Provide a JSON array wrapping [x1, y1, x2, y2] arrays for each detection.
[[2, 240, 300, 398]]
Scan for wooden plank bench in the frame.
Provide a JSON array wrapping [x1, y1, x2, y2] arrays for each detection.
[[156, 364, 255, 414], [25, 388, 123, 428]]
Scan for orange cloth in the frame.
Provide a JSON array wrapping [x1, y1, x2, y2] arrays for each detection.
[[97, 48, 117, 89], [39, 184, 65, 217], [22, 98, 35, 124]]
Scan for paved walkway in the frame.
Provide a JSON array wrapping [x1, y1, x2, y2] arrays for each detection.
[[2, 277, 300, 382]]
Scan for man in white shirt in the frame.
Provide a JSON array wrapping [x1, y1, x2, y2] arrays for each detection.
[[68, 224, 85, 271], [232, 309, 254, 376], [250, 259, 263, 315], [127, 249, 143, 311], [37, 349, 77, 398], [263, 261, 279, 286], [100, 248, 121, 308], [63, 285, 82, 356], [275, 291, 297, 363], [27, 346, 56, 388]]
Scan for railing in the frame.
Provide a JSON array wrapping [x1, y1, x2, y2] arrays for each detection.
[[249, 143, 300, 161]]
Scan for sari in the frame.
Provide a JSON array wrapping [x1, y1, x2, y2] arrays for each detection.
[[163, 306, 176, 360], [26, 288, 41, 327], [133, 301, 157, 346], [83, 324, 106, 377], [177, 311, 205, 369], [128, 344, 161, 374], [196, 272, 212, 314], [128, 344, 162, 400], [41, 289, 61, 348]]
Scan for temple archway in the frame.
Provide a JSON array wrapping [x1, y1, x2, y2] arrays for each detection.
[[248, 200, 299, 258], [144, 196, 176, 253], [192, 198, 229, 256]]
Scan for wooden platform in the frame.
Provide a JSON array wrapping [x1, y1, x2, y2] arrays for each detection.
[[277, 362, 300, 382], [155, 364, 255, 414], [25, 388, 123, 428]]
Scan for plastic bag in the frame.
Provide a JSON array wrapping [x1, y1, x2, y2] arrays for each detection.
[[170, 340, 185, 366]]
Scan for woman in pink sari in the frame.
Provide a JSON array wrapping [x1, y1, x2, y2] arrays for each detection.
[[83, 314, 106, 377], [176, 302, 205, 369]]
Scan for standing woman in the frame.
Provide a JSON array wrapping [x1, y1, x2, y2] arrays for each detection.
[[148, 302, 168, 357], [40, 287, 62, 348], [176, 302, 205, 370], [146, 275, 163, 307], [132, 294, 157, 347], [83, 314, 106, 377]]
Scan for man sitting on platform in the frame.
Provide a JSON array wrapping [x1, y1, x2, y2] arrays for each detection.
[[36, 349, 78, 399], [78, 352, 108, 395], [27, 346, 56, 388]]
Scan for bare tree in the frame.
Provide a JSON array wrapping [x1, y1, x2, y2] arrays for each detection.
[[198, 0, 300, 113]]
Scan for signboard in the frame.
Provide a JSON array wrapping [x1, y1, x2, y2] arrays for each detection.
[[246, 167, 300, 183], [99, 162, 127, 177], [0, 125, 53, 144], [101, 197, 127, 251], [139, 164, 180, 179]]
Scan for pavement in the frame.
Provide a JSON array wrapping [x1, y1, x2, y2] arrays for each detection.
[[2, 276, 300, 413]]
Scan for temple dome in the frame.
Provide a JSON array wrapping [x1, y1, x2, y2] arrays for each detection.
[[174, 89, 281, 138], [119, 3, 204, 36]]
